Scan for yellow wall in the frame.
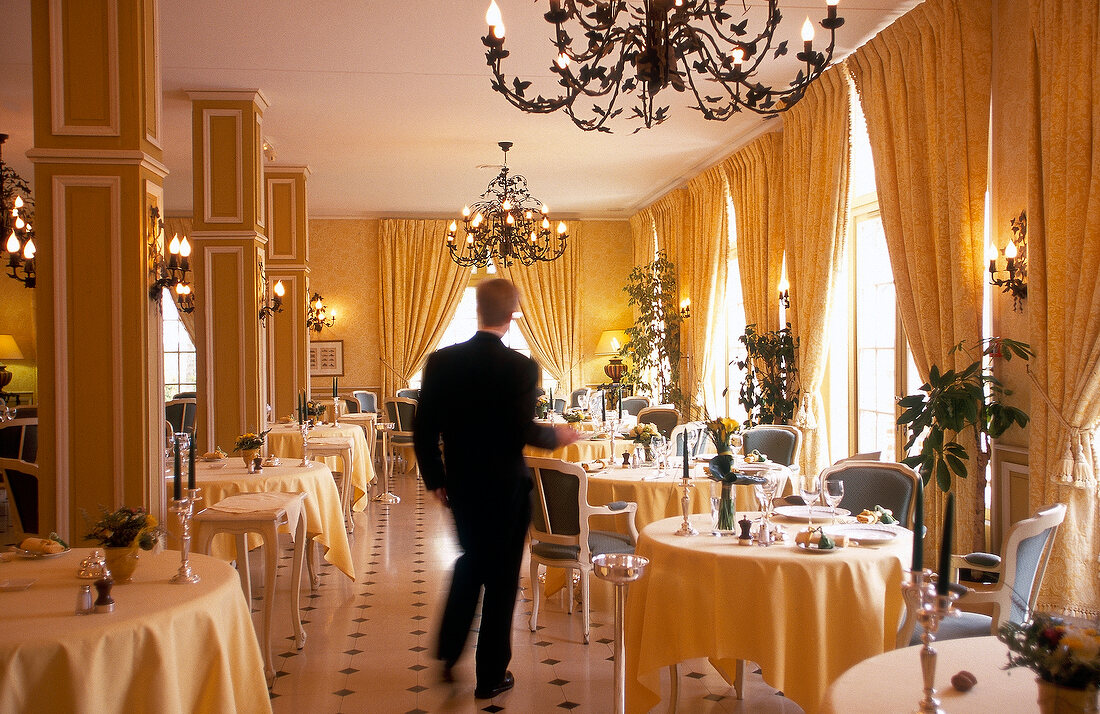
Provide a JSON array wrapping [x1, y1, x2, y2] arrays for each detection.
[[0, 277, 37, 398], [305, 218, 634, 395]]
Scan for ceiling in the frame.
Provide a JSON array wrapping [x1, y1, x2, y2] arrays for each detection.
[[0, 0, 919, 219]]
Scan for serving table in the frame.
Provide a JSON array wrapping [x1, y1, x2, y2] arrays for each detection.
[[821, 636, 1035, 713], [0, 548, 271, 714], [174, 460, 354, 579], [267, 422, 375, 510], [625, 514, 910, 714]]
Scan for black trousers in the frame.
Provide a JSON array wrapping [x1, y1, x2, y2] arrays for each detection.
[[436, 493, 531, 686]]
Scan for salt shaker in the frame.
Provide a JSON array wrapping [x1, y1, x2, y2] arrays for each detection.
[[75, 584, 94, 615]]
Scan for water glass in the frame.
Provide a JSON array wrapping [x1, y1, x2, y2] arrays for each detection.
[[824, 479, 845, 523], [799, 474, 821, 526]]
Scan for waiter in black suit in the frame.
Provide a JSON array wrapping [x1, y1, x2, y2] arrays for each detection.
[[414, 278, 581, 700]]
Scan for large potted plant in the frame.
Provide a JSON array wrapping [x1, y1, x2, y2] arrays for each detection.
[[728, 324, 800, 427], [621, 251, 683, 409]]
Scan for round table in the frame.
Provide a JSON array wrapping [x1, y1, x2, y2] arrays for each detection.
[[625, 514, 910, 714], [267, 422, 375, 510], [180, 460, 355, 578], [822, 636, 1039, 713], [525, 436, 616, 463], [0, 549, 270, 714]]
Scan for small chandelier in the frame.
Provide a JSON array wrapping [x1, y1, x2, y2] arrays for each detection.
[[0, 134, 36, 288], [988, 211, 1028, 312], [447, 142, 568, 268], [481, 0, 844, 132], [257, 260, 285, 324], [306, 292, 336, 333], [148, 206, 194, 313]]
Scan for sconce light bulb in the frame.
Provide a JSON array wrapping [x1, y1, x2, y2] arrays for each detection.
[[14, 217, 24, 230], [485, 0, 503, 28], [826, 0, 839, 6], [169, 234, 181, 255], [462, 205, 471, 217], [23, 239, 35, 260], [541, 204, 549, 214], [801, 18, 815, 42], [179, 237, 191, 257], [1004, 239, 1018, 259], [557, 221, 567, 234], [493, 22, 506, 39], [542, 217, 551, 229], [449, 220, 458, 233], [273, 280, 286, 297], [176, 282, 186, 295], [330, 309, 336, 319], [986, 244, 998, 262], [13, 196, 23, 209], [5, 232, 19, 253]]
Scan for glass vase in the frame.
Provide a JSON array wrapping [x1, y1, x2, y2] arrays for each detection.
[[1037, 678, 1099, 714], [711, 482, 737, 534]]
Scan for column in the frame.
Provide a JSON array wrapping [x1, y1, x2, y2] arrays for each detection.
[[264, 165, 311, 420], [187, 90, 269, 453], [28, 0, 167, 537]]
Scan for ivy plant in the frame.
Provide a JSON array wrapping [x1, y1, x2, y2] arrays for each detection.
[[727, 324, 799, 427], [621, 251, 683, 409], [896, 337, 1032, 492]]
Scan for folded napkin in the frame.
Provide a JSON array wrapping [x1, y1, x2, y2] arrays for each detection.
[[209, 492, 306, 540], [307, 438, 354, 447], [794, 530, 850, 549], [582, 460, 607, 472]]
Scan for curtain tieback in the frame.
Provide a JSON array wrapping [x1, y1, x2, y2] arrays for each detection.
[[794, 392, 818, 431], [1027, 366, 1097, 489]]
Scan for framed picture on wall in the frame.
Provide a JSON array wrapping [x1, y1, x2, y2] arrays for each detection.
[[309, 340, 344, 377]]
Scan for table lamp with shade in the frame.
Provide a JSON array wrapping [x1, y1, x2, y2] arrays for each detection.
[[0, 334, 24, 394], [596, 329, 630, 383]]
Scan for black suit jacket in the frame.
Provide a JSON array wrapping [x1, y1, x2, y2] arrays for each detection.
[[413, 331, 558, 509]]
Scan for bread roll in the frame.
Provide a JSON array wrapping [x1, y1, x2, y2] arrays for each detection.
[[20, 537, 64, 554]]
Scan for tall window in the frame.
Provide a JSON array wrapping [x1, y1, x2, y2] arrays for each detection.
[[162, 289, 196, 400], [703, 195, 746, 420]]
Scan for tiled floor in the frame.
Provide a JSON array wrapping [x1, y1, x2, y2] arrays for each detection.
[[253, 472, 805, 713]]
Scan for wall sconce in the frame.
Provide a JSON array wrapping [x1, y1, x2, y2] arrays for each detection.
[[679, 299, 691, 320], [777, 275, 791, 309], [0, 134, 36, 289], [306, 292, 337, 333], [257, 260, 285, 324], [988, 210, 1028, 311], [148, 206, 194, 313]]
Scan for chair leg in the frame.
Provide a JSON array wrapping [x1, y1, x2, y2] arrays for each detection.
[[733, 659, 745, 700], [581, 568, 591, 645], [567, 568, 575, 614], [260, 525, 279, 688], [290, 513, 307, 650], [667, 664, 679, 714], [529, 560, 540, 632]]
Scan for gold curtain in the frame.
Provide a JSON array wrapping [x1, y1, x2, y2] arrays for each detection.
[[1027, 0, 1100, 617], [163, 216, 197, 345], [650, 190, 688, 257], [497, 223, 580, 394], [724, 132, 785, 333], [377, 219, 471, 401], [849, 0, 991, 554], [782, 66, 851, 478], [677, 167, 730, 414], [629, 210, 656, 269]]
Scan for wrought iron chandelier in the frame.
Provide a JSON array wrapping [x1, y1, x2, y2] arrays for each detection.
[[0, 134, 36, 288], [306, 292, 336, 333], [447, 142, 568, 268], [148, 206, 195, 313], [481, 0, 844, 132]]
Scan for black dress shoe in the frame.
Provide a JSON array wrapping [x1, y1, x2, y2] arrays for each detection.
[[474, 671, 515, 699], [441, 661, 455, 683]]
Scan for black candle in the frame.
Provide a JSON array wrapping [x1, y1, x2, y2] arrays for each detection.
[[173, 436, 182, 501], [912, 475, 924, 571], [937, 493, 955, 595], [187, 434, 196, 490], [617, 385, 622, 419], [601, 394, 606, 423], [682, 431, 689, 480], [332, 377, 337, 398]]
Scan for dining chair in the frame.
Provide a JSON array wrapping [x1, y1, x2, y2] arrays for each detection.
[[619, 396, 650, 417], [818, 461, 920, 528], [740, 425, 801, 470], [352, 390, 377, 413], [669, 422, 706, 458], [834, 450, 882, 464], [569, 387, 591, 409], [552, 398, 566, 414], [342, 396, 361, 414], [0, 417, 36, 463], [526, 456, 638, 645], [636, 406, 680, 439], [900, 503, 1067, 647], [0, 457, 38, 540], [384, 397, 418, 474], [165, 398, 197, 435], [395, 388, 420, 400]]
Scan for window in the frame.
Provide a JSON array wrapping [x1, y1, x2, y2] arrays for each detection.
[[702, 194, 746, 420], [162, 289, 196, 400]]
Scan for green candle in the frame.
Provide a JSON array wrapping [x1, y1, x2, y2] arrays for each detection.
[[682, 431, 689, 480], [187, 434, 196, 490], [912, 476, 924, 571], [937, 493, 954, 595], [173, 436, 182, 501]]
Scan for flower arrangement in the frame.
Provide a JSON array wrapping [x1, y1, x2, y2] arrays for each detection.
[[84, 506, 162, 550], [707, 453, 767, 532], [999, 614, 1100, 690], [563, 408, 586, 423], [536, 394, 550, 418], [305, 400, 326, 418], [624, 423, 660, 444], [705, 416, 741, 453], [233, 428, 271, 452]]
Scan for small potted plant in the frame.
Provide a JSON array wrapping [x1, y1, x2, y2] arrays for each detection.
[[999, 614, 1100, 713], [536, 394, 550, 419], [562, 408, 586, 425], [84, 505, 163, 582], [233, 428, 271, 466]]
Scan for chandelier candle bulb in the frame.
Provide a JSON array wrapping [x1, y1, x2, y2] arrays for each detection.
[[801, 17, 815, 52]]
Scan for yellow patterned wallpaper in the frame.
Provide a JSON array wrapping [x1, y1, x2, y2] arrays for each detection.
[[0, 272, 37, 399]]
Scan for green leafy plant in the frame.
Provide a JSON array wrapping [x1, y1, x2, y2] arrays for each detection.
[[233, 428, 272, 452], [621, 251, 683, 410], [896, 337, 1032, 492], [727, 324, 799, 427], [84, 506, 162, 550], [999, 614, 1100, 689]]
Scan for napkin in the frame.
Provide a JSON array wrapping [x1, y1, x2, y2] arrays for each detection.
[[794, 530, 850, 549], [209, 492, 306, 541], [582, 460, 607, 472]]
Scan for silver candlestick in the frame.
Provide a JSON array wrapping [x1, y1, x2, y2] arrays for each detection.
[[170, 488, 202, 584], [299, 422, 311, 467], [901, 569, 959, 713], [331, 396, 341, 426], [674, 467, 698, 536]]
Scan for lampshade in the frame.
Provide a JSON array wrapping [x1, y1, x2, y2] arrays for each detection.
[[0, 335, 24, 361], [596, 329, 629, 356]]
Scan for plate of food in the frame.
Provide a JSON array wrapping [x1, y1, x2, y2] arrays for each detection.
[[794, 528, 849, 553], [795, 542, 842, 554], [13, 534, 70, 559], [774, 505, 851, 521], [201, 448, 228, 462], [823, 523, 901, 545]]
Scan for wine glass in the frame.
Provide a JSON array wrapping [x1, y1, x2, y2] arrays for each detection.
[[824, 479, 845, 524], [650, 434, 667, 474], [757, 469, 779, 525], [799, 474, 821, 527]]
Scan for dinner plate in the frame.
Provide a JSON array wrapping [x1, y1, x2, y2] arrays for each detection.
[[12, 546, 71, 560], [773, 505, 851, 521], [0, 578, 35, 591], [823, 523, 901, 545], [795, 542, 842, 554]]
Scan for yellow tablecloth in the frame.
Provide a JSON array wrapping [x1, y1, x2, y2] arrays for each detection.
[[267, 423, 375, 510], [586, 467, 723, 533], [0, 549, 270, 714], [525, 437, 616, 463], [181, 460, 355, 579], [625, 514, 909, 714], [822, 636, 1034, 713]]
